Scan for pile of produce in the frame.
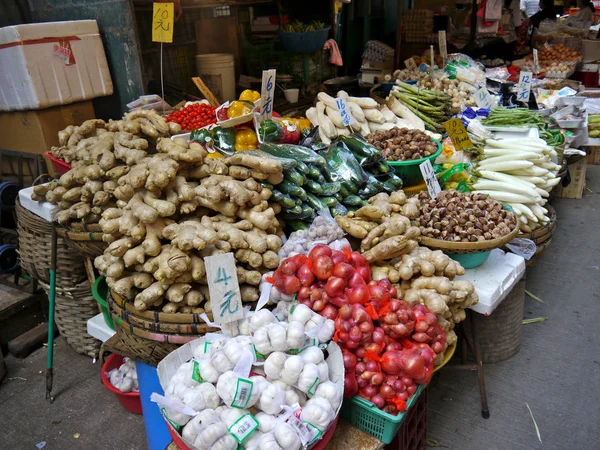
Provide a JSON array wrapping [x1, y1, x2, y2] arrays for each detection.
[[471, 136, 561, 232], [537, 44, 582, 65], [93, 147, 285, 314], [107, 357, 138, 393], [35, 111, 182, 226], [415, 190, 518, 242], [588, 114, 600, 138], [482, 107, 547, 130], [389, 82, 452, 133], [165, 103, 217, 131], [365, 128, 438, 161], [160, 309, 342, 450]]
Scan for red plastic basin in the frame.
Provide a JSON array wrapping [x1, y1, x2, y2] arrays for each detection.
[[44, 151, 71, 175], [101, 353, 142, 415]]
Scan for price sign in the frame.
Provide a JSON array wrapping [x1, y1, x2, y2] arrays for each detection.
[[405, 58, 418, 71], [258, 69, 276, 122], [533, 49, 539, 74], [517, 71, 533, 103], [444, 118, 473, 151], [335, 97, 355, 126], [205, 253, 243, 325], [438, 30, 447, 63], [152, 2, 174, 43], [419, 159, 442, 199], [474, 87, 494, 109]]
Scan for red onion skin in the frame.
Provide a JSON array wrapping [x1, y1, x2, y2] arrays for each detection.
[[402, 377, 414, 387], [397, 391, 409, 401], [325, 276, 346, 298], [348, 272, 366, 289], [355, 362, 366, 374], [344, 373, 359, 397], [412, 332, 430, 343], [343, 350, 357, 370], [309, 244, 332, 260], [363, 385, 378, 398], [355, 347, 366, 359], [393, 380, 405, 392], [357, 265, 371, 283], [282, 275, 301, 295], [278, 258, 298, 276], [407, 384, 417, 396], [357, 378, 368, 388], [297, 264, 315, 287], [312, 299, 327, 312], [380, 384, 395, 400], [371, 395, 385, 408], [372, 327, 385, 343], [333, 263, 355, 282], [370, 373, 384, 386], [348, 285, 370, 305], [313, 255, 334, 280], [349, 252, 368, 268], [415, 321, 429, 333], [339, 305, 352, 320], [432, 342, 444, 354], [331, 250, 347, 265], [319, 304, 339, 320], [366, 361, 379, 372]]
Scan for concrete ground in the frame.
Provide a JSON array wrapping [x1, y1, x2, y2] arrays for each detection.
[[0, 166, 598, 450]]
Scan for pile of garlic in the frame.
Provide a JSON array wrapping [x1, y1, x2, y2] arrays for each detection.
[[108, 357, 139, 393], [160, 305, 341, 450]]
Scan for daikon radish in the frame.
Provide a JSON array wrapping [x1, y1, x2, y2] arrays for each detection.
[[471, 180, 541, 200], [476, 160, 533, 172], [363, 108, 385, 124], [347, 96, 378, 109], [325, 106, 344, 128], [473, 190, 538, 204]]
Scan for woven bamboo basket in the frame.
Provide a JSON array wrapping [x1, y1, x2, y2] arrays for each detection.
[[463, 277, 525, 363], [112, 317, 179, 366], [108, 295, 218, 335], [56, 223, 106, 259], [16, 200, 87, 285], [39, 280, 101, 358], [418, 218, 520, 255], [517, 204, 556, 246]]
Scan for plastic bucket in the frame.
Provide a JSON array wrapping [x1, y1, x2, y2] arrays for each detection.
[[92, 276, 115, 330], [100, 354, 142, 414], [0, 244, 18, 273], [136, 361, 172, 450], [284, 88, 299, 103], [450, 251, 491, 269], [195, 53, 236, 102], [0, 181, 19, 211]]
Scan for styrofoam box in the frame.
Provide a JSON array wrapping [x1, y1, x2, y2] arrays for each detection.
[[0, 20, 113, 111]]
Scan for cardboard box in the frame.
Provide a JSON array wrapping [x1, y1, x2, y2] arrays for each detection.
[[0, 20, 113, 111], [0, 100, 95, 155]]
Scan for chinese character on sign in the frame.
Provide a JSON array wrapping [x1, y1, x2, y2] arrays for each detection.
[[152, 3, 174, 43], [219, 289, 240, 318], [204, 253, 243, 324], [517, 71, 532, 102]]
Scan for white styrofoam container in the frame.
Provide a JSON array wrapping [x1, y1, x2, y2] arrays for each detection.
[[0, 20, 113, 111], [87, 314, 116, 343], [18, 185, 57, 222]]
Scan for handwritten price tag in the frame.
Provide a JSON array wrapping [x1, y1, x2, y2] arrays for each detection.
[[517, 71, 533, 103], [335, 97, 355, 126], [419, 159, 442, 199], [205, 253, 243, 325], [438, 31, 447, 62], [152, 2, 174, 43], [259, 69, 276, 122], [474, 87, 494, 109], [444, 118, 473, 151], [405, 58, 418, 71]]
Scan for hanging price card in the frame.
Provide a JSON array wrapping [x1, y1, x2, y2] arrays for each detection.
[[474, 87, 495, 109], [335, 97, 355, 126], [438, 30, 447, 62], [444, 118, 473, 151], [517, 71, 533, 103], [533, 49, 539, 74], [405, 58, 418, 71], [205, 253, 243, 324], [152, 2, 174, 43], [419, 159, 442, 199], [258, 69, 276, 122]]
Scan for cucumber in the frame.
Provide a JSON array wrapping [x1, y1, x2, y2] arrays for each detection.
[[320, 196, 338, 207], [299, 204, 314, 219], [260, 143, 326, 166], [321, 182, 341, 196], [359, 175, 385, 198], [278, 181, 307, 200], [341, 134, 383, 164], [307, 166, 322, 180], [305, 193, 324, 211], [260, 182, 274, 190], [334, 192, 343, 201], [272, 190, 297, 209], [295, 160, 310, 175], [292, 197, 303, 206], [382, 176, 403, 192], [286, 205, 303, 215], [304, 179, 323, 195], [286, 220, 308, 231], [329, 202, 348, 217], [284, 168, 305, 186], [316, 174, 326, 184], [369, 161, 391, 175], [343, 195, 368, 207], [339, 184, 350, 197], [341, 180, 359, 195]]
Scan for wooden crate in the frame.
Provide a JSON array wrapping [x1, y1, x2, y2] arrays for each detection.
[[586, 146, 600, 165], [555, 157, 587, 199]]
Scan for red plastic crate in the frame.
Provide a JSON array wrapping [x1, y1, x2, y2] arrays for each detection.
[[44, 151, 71, 175]]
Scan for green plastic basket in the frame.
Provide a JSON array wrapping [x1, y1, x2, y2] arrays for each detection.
[[387, 139, 442, 187], [339, 384, 425, 444], [92, 276, 115, 330], [450, 251, 492, 269]]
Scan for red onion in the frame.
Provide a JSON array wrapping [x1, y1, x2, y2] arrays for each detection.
[[343, 350, 357, 370], [348, 285, 370, 305], [319, 304, 339, 320], [331, 250, 348, 265], [366, 361, 379, 372], [415, 321, 429, 333], [344, 373, 358, 398], [402, 377, 413, 387], [393, 380, 405, 391], [355, 362, 366, 374], [325, 276, 346, 297], [296, 264, 315, 287], [312, 255, 334, 280], [370, 373, 384, 386], [371, 395, 385, 408], [333, 262, 354, 282], [363, 385, 378, 398], [308, 244, 332, 260], [407, 384, 417, 396], [380, 384, 395, 400], [412, 332, 430, 343]]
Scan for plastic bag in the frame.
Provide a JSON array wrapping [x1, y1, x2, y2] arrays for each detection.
[[300, 127, 329, 152], [505, 238, 536, 260], [322, 140, 368, 187], [278, 213, 345, 260]]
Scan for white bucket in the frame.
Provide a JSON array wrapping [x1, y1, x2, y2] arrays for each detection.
[[284, 88, 299, 103], [195, 53, 236, 102]]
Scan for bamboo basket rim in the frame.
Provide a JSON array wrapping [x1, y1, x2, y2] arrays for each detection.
[[111, 289, 215, 324], [111, 311, 202, 345], [518, 204, 556, 240], [418, 218, 520, 253], [56, 225, 103, 242], [109, 296, 218, 335]]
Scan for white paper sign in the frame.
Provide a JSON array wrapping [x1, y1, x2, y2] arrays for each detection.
[[405, 57, 418, 71], [533, 49, 539, 74], [205, 253, 243, 324], [438, 31, 447, 62], [517, 71, 533, 103], [419, 159, 441, 199], [474, 87, 494, 109], [335, 97, 355, 126], [258, 69, 276, 122]]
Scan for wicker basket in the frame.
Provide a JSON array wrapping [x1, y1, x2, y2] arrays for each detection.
[[39, 280, 101, 358], [463, 276, 525, 363], [419, 219, 520, 255], [16, 200, 87, 285], [517, 204, 556, 246], [113, 319, 179, 366], [56, 223, 107, 259]]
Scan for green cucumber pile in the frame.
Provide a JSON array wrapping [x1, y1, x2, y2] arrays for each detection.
[[260, 135, 402, 230]]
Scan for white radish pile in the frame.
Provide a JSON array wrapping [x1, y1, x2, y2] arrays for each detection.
[[472, 137, 561, 232]]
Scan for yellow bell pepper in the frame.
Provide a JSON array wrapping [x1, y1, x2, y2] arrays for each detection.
[[282, 117, 312, 134], [227, 101, 251, 119], [239, 89, 261, 102], [206, 151, 224, 159], [235, 129, 258, 151]]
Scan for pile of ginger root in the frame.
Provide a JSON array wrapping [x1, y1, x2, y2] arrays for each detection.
[[93, 141, 286, 315], [336, 188, 478, 363], [33, 110, 183, 225]]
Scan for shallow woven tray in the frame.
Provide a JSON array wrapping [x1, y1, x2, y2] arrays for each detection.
[[109, 296, 218, 335], [56, 224, 107, 259], [111, 289, 215, 324], [418, 217, 520, 255]]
